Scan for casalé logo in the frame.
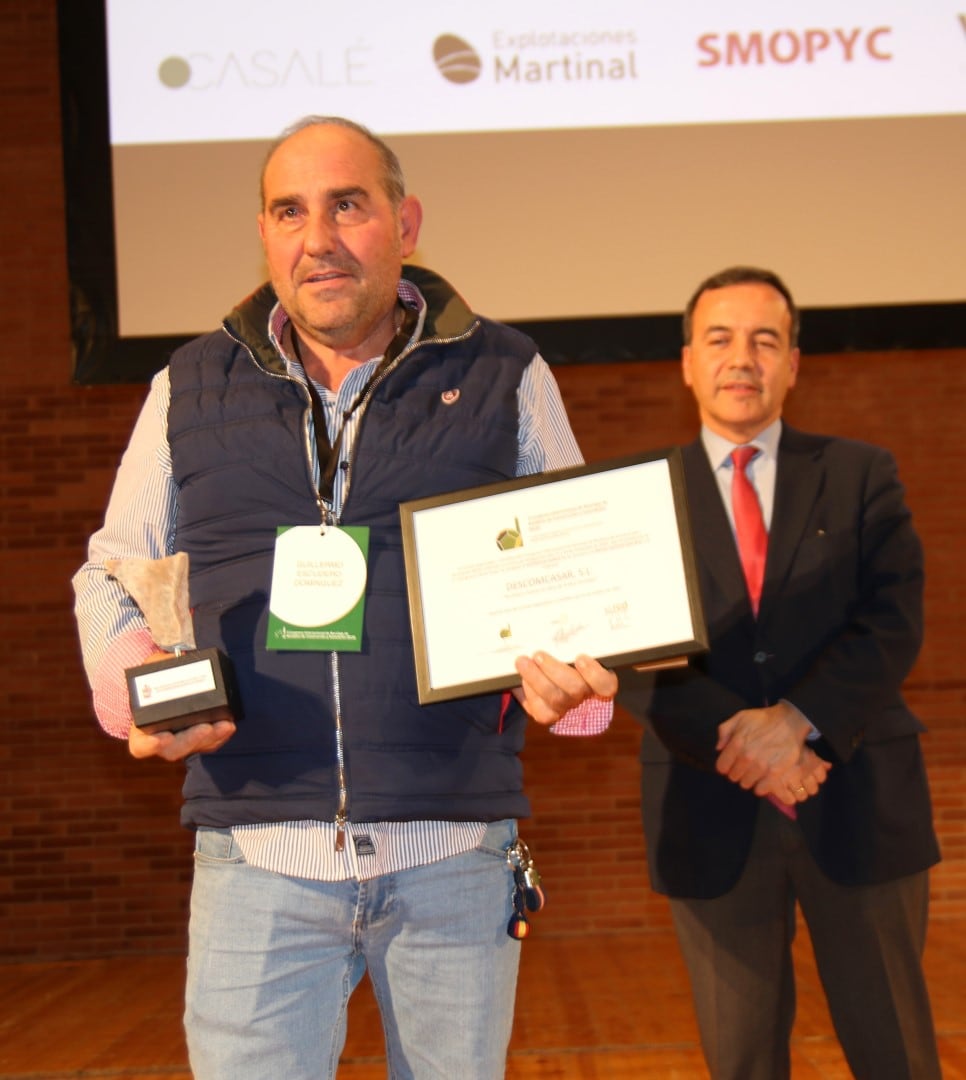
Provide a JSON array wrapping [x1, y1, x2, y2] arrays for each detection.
[[156, 45, 374, 89]]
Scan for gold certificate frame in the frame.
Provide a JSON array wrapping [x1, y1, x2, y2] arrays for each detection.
[[400, 448, 708, 705]]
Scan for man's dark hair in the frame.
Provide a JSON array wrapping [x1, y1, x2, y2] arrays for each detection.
[[259, 115, 406, 209], [683, 266, 800, 348]]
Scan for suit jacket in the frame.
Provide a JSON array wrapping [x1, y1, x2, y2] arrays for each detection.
[[618, 425, 940, 898]]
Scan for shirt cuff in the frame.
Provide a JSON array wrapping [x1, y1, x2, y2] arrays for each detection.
[[90, 628, 157, 738], [550, 695, 613, 736], [781, 698, 821, 741]]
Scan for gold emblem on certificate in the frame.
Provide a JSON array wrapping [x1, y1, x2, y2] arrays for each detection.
[[106, 551, 239, 733], [266, 525, 370, 651]]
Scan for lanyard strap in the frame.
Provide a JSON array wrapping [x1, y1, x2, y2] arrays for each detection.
[[294, 305, 420, 511]]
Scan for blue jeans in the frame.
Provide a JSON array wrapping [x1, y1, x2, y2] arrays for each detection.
[[184, 820, 522, 1079]]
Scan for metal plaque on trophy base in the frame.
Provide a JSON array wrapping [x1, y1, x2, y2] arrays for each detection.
[[125, 647, 240, 734]]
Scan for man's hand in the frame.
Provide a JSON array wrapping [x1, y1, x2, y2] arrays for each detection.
[[512, 652, 617, 726], [128, 716, 236, 761], [716, 701, 831, 803], [759, 746, 831, 805]]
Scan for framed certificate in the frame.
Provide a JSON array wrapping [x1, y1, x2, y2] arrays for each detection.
[[400, 448, 707, 704]]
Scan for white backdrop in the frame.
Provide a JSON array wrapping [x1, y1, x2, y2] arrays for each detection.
[[105, 2, 966, 335]]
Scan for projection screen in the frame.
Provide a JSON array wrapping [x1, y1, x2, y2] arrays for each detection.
[[58, 1, 966, 381]]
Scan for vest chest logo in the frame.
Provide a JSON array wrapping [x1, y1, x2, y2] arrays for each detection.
[[441, 388, 461, 405]]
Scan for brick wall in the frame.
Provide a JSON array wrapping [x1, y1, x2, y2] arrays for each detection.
[[1, 1, 962, 959]]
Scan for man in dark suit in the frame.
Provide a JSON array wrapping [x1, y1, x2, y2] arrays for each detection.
[[619, 266, 941, 1079]]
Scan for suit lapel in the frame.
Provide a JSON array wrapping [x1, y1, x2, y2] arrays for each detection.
[[759, 426, 824, 616]]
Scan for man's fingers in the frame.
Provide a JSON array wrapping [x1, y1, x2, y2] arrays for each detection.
[[128, 719, 236, 761], [573, 655, 617, 698], [513, 653, 615, 726]]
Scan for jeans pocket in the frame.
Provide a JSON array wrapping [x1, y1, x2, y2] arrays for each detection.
[[193, 826, 246, 865], [477, 818, 518, 860]]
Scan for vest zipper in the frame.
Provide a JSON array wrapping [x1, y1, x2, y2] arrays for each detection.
[[330, 650, 348, 851]]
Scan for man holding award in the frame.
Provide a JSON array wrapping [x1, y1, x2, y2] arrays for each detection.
[[73, 116, 616, 1079]]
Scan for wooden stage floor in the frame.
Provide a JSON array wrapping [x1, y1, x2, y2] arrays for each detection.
[[1, 920, 964, 1079]]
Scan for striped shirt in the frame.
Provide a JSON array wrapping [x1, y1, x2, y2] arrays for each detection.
[[73, 279, 612, 881]]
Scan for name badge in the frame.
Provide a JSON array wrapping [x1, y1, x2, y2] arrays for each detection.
[[266, 525, 369, 651]]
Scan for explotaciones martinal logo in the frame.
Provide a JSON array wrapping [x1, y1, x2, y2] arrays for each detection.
[[432, 35, 483, 84], [432, 29, 640, 86]]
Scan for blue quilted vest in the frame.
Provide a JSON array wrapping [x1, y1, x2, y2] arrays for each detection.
[[167, 270, 537, 828]]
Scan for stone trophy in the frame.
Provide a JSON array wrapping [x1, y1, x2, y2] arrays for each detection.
[[106, 552, 239, 734]]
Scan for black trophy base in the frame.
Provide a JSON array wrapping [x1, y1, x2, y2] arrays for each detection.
[[126, 647, 240, 734]]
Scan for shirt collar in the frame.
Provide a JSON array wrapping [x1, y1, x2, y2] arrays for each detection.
[[701, 418, 783, 472], [267, 278, 427, 371]]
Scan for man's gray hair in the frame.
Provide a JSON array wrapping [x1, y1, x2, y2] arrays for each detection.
[[259, 115, 406, 209]]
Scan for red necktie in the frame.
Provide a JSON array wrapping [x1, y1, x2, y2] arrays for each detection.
[[731, 448, 795, 817], [731, 447, 767, 615]]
